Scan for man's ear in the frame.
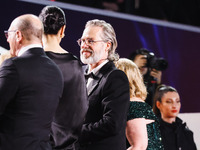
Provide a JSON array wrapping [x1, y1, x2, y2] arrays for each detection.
[[105, 41, 111, 52], [16, 30, 23, 42]]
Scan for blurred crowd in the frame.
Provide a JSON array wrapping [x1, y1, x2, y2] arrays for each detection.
[[56, 0, 200, 27]]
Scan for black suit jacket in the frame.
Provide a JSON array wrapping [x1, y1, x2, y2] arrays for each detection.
[[0, 48, 63, 150], [79, 61, 130, 150]]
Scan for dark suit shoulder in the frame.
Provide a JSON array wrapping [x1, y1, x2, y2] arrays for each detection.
[[1, 57, 15, 66], [101, 62, 127, 79], [99, 63, 129, 95], [0, 57, 18, 78], [98, 61, 116, 74], [105, 68, 129, 86], [108, 67, 126, 76]]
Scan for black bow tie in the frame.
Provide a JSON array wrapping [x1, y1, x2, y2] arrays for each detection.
[[84, 72, 95, 80]]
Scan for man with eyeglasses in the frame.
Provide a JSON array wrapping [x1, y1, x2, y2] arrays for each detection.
[[77, 19, 130, 150], [0, 14, 63, 150]]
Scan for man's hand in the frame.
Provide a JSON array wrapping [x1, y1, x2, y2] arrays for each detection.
[[150, 69, 162, 84]]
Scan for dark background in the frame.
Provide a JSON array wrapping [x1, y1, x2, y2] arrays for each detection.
[[1, 0, 200, 112]]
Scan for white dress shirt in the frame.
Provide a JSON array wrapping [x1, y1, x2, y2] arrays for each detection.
[[86, 60, 109, 88], [18, 44, 42, 56]]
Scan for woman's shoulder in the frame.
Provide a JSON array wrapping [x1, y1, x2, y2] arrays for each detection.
[[46, 51, 81, 63], [128, 101, 156, 120], [129, 100, 152, 110]]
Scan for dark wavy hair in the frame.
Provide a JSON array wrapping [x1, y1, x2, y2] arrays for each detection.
[[39, 5, 66, 34]]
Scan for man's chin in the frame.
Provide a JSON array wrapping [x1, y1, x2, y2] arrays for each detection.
[[81, 56, 96, 65], [81, 57, 91, 64]]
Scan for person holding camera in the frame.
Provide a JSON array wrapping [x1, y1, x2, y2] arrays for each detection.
[[129, 48, 167, 107]]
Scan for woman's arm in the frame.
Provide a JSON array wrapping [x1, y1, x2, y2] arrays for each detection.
[[126, 118, 148, 150]]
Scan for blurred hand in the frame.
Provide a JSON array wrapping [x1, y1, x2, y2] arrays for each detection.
[[150, 69, 162, 84]]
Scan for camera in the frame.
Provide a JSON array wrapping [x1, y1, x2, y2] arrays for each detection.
[[146, 52, 168, 71], [129, 48, 168, 71]]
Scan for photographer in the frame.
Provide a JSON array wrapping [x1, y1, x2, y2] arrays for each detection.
[[129, 48, 168, 107]]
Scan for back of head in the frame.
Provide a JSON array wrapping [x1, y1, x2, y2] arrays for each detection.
[[86, 19, 119, 61], [7, 14, 43, 56], [153, 84, 178, 116], [13, 14, 43, 42], [11, 14, 44, 41], [39, 5, 66, 34], [115, 58, 147, 100]]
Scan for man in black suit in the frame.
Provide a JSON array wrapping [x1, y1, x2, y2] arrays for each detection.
[[77, 19, 130, 150], [0, 14, 63, 150]]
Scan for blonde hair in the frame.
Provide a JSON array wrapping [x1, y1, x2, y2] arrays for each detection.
[[115, 58, 147, 100], [0, 51, 12, 65]]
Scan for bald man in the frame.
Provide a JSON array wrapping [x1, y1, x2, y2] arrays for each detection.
[[0, 14, 63, 150]]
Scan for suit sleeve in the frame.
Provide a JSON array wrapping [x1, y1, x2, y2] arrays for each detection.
[[80, 69, 130, 143], [0, 58, 19, 116]]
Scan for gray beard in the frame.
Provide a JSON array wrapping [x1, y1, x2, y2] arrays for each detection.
[[80, 51, 103, 65]]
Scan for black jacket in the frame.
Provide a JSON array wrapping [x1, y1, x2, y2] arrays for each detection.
[[159, 117, 197, 150], [0, 48, 63, 150], [79, 61, 130, 150]]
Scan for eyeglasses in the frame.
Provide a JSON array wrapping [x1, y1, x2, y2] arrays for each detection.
[[77, 38, 107, 46], [4, 30, 17, 39]]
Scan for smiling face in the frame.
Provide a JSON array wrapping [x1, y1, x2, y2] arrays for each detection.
[[80, 26, 110, 69], [156, 91, 181, 122]]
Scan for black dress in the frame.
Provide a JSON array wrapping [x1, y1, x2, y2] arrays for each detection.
[[46, 52, 88, 150], [159, 117, 197, 150], [127, 101, 163, 150]]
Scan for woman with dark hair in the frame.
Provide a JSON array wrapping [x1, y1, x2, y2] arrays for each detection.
[[153, 85, 197, 150], [39, 6, 88, 150]]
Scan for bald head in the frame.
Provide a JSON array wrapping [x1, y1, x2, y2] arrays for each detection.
[[10, 14, 44, 42]]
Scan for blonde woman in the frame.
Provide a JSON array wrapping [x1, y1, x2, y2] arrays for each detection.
[[115, 58, 163, 150]]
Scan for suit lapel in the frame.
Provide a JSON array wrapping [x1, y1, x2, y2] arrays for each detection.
[[86, 61, 115, 96], [87, 72, 103, 96]]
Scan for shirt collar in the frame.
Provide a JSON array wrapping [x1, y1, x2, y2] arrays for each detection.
[[88, 59, 109, 75], [17, 44, 42, 56]]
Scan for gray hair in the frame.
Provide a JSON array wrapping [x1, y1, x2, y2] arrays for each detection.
[[85, 19, 119, 61]]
